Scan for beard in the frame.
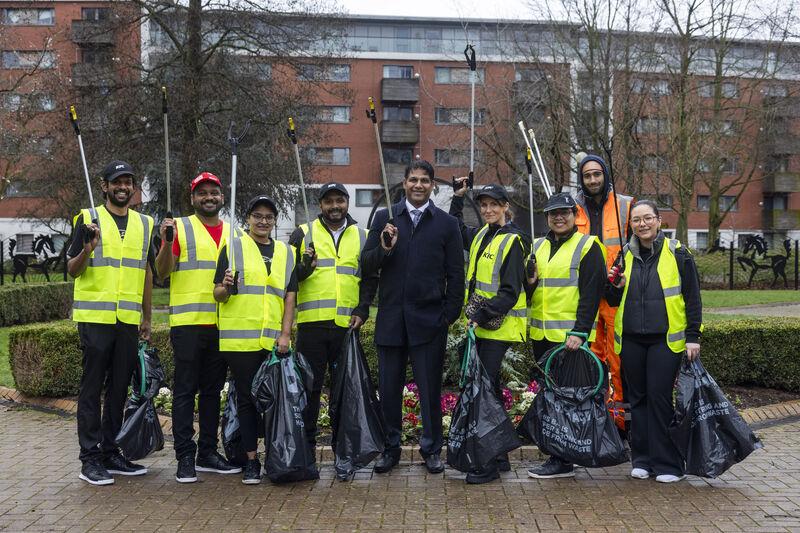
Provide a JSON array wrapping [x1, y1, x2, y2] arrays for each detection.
[[107, 190, 132, 207], [195, 201, 222, 217]]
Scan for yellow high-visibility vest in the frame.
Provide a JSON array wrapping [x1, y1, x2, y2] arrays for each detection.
[[168, 215, 228, 327], [72, 205, 153, 325], [464, 225, 527, 342], [218, 232, 295, 352], [297, 219, 366, 327], [529, 232, 601, 342]]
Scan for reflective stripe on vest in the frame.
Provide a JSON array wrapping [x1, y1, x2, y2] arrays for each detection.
[[528, 232, 601, 342], [168, 216, 228, 327], [465, 225, 528, 342], [614, 238, 695, 354], [72, 206, 152, 325], [297, 219, 366, 327]]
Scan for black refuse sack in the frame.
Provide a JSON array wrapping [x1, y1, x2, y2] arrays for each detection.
[[221, 380, 248, 468], [669, 358, 763, 478], [116, 342, 165, 461], [330, 329, 386, 478], [517, 343, 628, 468], [252, 349, 319, 483], [447, 327, 521, 473]]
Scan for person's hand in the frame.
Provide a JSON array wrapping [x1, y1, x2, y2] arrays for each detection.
[[609, 265, 626, 288], [303, 246, 317, 269], [381, 223, 398, 251], [276, 332, 291, 353], [139, 318, 151, 341], [467, 319, 477, 329], [565, 335, 583, 351], [222, 269, 235, 288], [349, 314, 364, 329], [526, 258, 538, 286], [160, 217, 175, 243], [686, 342, 700, 361], [83, 223, 100, 252], [453, 176, 470, 197]]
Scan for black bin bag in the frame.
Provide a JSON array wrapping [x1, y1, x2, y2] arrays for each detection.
[[221, 380, 248, 468], [116, 342, 165, 461], [669, 358, 762, 478], [252, 348, 319, 483], [516, 342, 628, 468], [447, 327, 521, 473], [330, 329, 386, 479]]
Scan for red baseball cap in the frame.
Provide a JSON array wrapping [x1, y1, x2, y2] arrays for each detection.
[[190, 172, 222, 192]]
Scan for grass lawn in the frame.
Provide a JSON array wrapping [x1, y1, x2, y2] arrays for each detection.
[[701, 290, 800, 309], [152, 287, 169, 308]]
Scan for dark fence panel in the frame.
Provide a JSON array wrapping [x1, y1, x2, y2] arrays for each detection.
[[0, 234, 68, 285], [695, 237, 798, 290]]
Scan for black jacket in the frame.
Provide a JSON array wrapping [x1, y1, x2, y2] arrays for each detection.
[[449, 195, 529, 327], [605, 232, 703, 343], [361, 200, 465, 347], [288, 214, 376, 324], [530, 227, 606, 336]]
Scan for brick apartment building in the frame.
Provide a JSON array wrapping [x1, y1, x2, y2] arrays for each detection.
[[4, 8, 800, 251]]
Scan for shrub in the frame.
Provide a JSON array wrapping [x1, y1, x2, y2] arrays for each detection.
[[0, 282, 73, 326]]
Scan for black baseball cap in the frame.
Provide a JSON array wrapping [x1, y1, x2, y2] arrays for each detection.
[[474, 184, 509, 203], [317, 182, 349, 201], [102, 160, 135, 182], [246, 195, 278, 216], [543, 192, 577, 212]]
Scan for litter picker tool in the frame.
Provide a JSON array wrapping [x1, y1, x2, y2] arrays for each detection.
[[453, 44, 478, 192], [528, 127, 554, 197], [525, 147, 537, 276], [287, 117, 315, 270], [365, 97, 394, 247], [226, 120, 251, 295], [162, 87, 173, 242], [68, 105, 97, 241], [517, 121, 552, 198], [603, 148, 626, 285]]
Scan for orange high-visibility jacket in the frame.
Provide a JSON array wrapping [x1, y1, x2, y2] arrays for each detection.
[[574, 190, 633, 268]]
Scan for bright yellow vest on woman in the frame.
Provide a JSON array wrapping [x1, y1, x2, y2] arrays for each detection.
[[464, 225, 527, 342], [72, 205, 153, 325], [218, 232, 295, 352], [168, 215, 229, 327], [613, 238, 696, 354], [297, 219, 366, 327], [529, 232, 601, 342]]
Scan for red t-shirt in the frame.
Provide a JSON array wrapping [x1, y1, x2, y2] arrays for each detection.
[[170, 220, 224, 256]]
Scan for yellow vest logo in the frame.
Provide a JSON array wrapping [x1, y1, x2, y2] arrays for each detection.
[[482, 251, 495, 260]]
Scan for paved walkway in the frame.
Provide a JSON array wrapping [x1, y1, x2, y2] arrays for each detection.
[[0, 404, 799, 532], [710, 303, 800, 317]]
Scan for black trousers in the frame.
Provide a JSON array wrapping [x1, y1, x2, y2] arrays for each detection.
[[77, 321, 139, 463], [378, 328, 447, 458], [170, 325, 228, 460], [223, 351, 267, 453], [296, 324, 348, 447], [620, 333, 683, 476], [475, 338, 509, 406]]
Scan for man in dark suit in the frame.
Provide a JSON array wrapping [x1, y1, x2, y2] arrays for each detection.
[[361, 160, 465, 474]]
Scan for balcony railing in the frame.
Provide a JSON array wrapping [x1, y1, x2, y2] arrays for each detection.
[[380, 120, 419, 145], [381, 78, 419, 102], [763, 209, 800, 230], [70, 20, 114, 45], [763, 172, 800, 194], [71, 63, 115, 88]]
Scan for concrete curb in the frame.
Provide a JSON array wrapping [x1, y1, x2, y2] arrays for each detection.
[[3, 385, 799, 463]]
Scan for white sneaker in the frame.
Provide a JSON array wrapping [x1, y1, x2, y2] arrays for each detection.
[[655, 474, 686, 483], [630, 468, 650, 479]]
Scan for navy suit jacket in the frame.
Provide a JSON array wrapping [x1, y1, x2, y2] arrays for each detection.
[[361, 200, 465, 347]]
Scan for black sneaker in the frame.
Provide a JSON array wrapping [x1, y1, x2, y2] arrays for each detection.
[[496, 454, 511, 472], [196, 451, 242, 474], [176, 455, 197, 483], [79, 460, 114, 486], [466, 468, 500, 485], [242, 458, 262, 485], [103, 453, 147, 476], [527, 457, 575, 479]]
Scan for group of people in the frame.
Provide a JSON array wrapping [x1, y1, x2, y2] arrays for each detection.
[[68, 154, 702, 487]]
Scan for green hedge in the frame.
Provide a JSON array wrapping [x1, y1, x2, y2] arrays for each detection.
[[9, 316, 800, 397], [0, 282, 73, 327]]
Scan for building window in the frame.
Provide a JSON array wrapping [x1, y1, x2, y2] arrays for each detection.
[[1, 93, 55, 111], [434, 67, 485, 84], [629, 77, 646, 94], [315, 106, 350, 123], [697, 195, 738, 212], [382, 148, 412, 165], [383, 65, 412, 79], [4, 181, 37, 198], [697, 120, 737, 136], [231, 59, 271, 81], [634, 117, 669, 134], [434, 107, 486, 125], [515, 68, 545, 83], [81, 8, 110, 21], [298, 64, 350, 82], [1, 8, 54, 26], [721, 81, 739, 98], [765, 84, 788, 97], [355, 189, 379, 207], [383, 106, 413, 121], [80, 47, 112, 64], [306, 147, 350, 165], [766, 155, 790, 173], [695, 231, 709, 249], [766, 194, 788, 210], [434, 149, 483, 167], [2, 50, 56, 69]]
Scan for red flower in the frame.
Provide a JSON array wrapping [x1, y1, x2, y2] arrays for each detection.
[[527, 380, 540, 394], [403, 412, 419, 426], [404, 397, 418, 409], [440, 392, 458, 415], [513, 414, 523, 424], [502, 388, 513, 411]]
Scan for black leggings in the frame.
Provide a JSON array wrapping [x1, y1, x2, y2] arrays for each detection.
[[475, 338, 510, 404], [223, 351, 267, 454], [620, 333, 683, 476]]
